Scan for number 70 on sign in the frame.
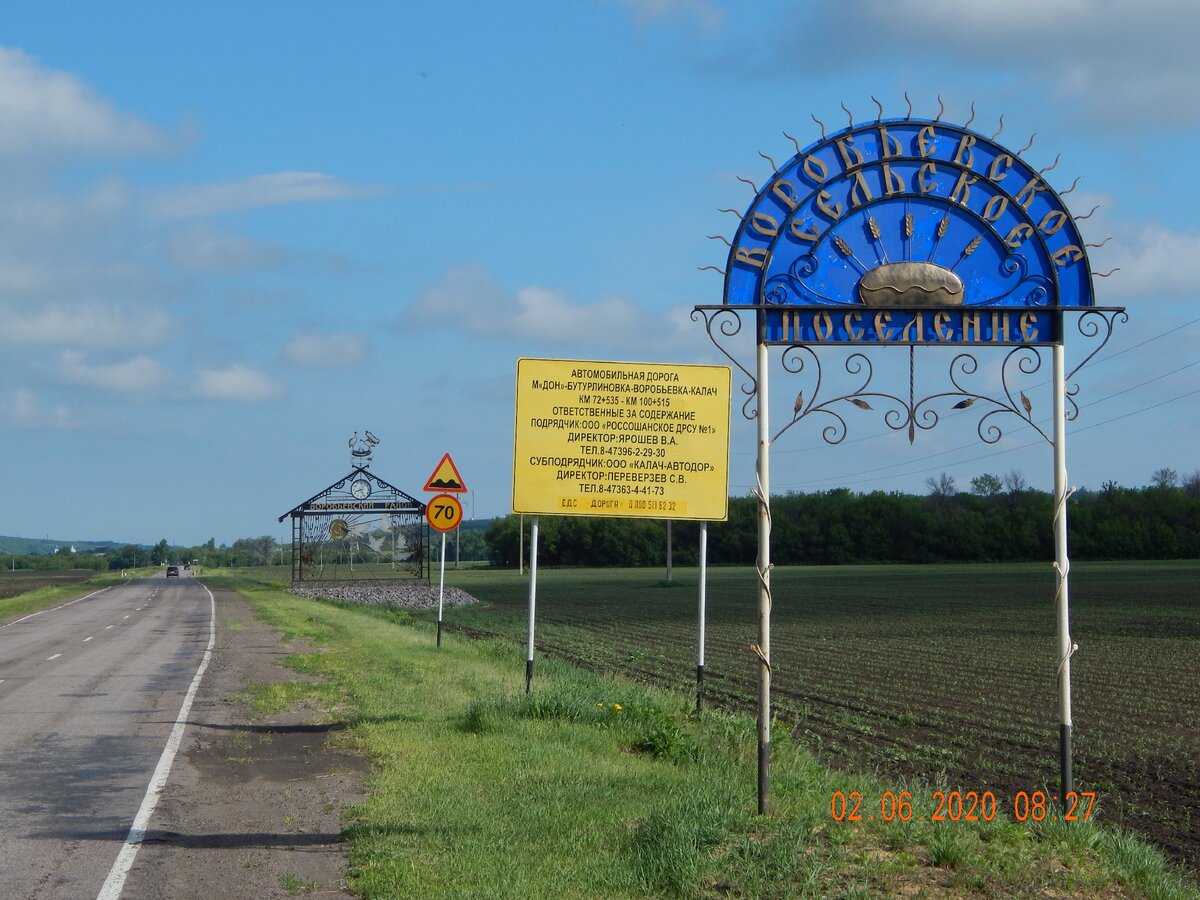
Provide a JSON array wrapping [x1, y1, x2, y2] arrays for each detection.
[[426, 493, 463, 532]]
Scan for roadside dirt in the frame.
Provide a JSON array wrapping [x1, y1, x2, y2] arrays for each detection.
[[119, 583, 367, 899]]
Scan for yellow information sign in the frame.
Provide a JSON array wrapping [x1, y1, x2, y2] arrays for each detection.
[[513, 358, 730, 521]]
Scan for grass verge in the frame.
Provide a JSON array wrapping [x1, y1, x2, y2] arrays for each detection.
[[0, 569, 151, 624], [219, 573, 1198, 899]]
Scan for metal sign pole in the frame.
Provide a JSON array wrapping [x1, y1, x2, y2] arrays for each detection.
[[696, 521, 708, 712], [437, 531, 446, 647], [755, 337, 772, 815], [1052, 341, 1075, 802], [526, 515, 539, 693], [666, 520, 673, 582]]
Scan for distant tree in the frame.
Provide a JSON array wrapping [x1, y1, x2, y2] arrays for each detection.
[[109, 544, 150, 569], [1151, 467, 1179, 489], [1004, 470, 1028, 494], [229, 536, 277, 566], [1183, 470, 1200, 499], [970, 473, 1003, 497], [150, 538, 170, 565], [480, 483, 1200, 568], [926, 472, 956, 498]]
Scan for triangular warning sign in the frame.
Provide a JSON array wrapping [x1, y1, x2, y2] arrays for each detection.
[[423, 452, 467, 493]]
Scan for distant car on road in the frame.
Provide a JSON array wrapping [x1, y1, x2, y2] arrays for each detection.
[[166, 566, 180, 577]]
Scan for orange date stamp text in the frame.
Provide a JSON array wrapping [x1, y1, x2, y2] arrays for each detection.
[[829, 789, 1096, 824]]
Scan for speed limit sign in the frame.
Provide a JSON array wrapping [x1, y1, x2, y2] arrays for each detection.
[[425, 493, 463, 532]]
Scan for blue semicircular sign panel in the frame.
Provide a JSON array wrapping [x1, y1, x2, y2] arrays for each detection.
[[724, 118, 1095, 346]]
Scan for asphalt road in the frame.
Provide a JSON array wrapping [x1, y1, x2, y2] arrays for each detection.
[[0, 575, 213, 899]]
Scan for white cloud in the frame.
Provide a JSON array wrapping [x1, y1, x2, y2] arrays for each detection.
[[0, 301, 175, 349], [146, 172, 388, 219], [0, 175, 132, 240], [616, 0, 724, 32], [164, 226, 289, 271], [281, 332, 370, 368], [1, 388, 78, 429], [57, 350, 174, 396], [0, 47, 173, 158], [194, 364, 285, 402], [404, 263, 697, 353], [714, 0, 1200, 128], [52, 351, 290, 404], [1096, 223, 1200, 301]]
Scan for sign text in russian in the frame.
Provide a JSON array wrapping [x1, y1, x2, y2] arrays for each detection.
[[513, 358, 730, 520]]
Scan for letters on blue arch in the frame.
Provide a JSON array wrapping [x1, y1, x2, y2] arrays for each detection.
[[723, 117, 1095, 346]]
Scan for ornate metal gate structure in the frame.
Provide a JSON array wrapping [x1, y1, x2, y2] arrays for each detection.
[[278, 435, 428, 582], [693, 100, 1126, 813]]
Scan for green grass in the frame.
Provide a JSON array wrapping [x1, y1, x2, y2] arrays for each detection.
[[278, 872, 320, 895], [242, 679, 341, 716], [217, 571, 1199, 899], [0, 569, 149, 622]]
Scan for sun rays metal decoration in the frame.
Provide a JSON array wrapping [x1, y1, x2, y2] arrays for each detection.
[[692, 97, 1127, 817], [277, 433, 428, 582]]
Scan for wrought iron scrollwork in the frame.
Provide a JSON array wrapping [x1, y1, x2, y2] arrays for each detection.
[[1064, 309, 1129, 420], [942, 347, 1049, 445], [772, 348, 899, 445], [693, 306, 758, 421], [770, 344, 1051, 447], [692, 305, 1126, 448]]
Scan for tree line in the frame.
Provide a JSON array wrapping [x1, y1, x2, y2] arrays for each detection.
[[485, 469, 1200, 567], [102, 523, 494, 572]]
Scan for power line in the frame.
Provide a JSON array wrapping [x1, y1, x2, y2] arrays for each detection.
[[759, 386, 1200, 492], [1074, 386, 1200, 433], [1083, 316, 1200, 366], [1078, 359, 1199, 408], [749, 315, 1200, 462]]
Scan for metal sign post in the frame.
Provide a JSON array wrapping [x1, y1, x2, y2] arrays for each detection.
[[437, 532, 447, 647], [1052, 341, 1075, 799], [526, 516, 539, 693], [754, 336, 772, 814], [696, 522, 708, 711]]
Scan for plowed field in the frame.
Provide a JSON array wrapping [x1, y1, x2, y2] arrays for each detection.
[[441, 560, 1199, 873]]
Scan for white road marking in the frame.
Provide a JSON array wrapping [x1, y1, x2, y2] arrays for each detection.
[[83, 636, 94, 643], [123, 615, 130, 619], [97, 582, 217, 900], [46, 654, 62, 661], [105, 625, 115, 630]]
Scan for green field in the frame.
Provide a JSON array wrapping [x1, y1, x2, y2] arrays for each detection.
[[0, 569, 110, 602], [429, 561, 1199, 873]]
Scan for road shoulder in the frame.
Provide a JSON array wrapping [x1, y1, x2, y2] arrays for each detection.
[[119, 582, 367, 899]]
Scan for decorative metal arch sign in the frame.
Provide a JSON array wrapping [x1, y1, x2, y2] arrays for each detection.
[[277, 434, 429, 583], [694, 102, 1126, 816]]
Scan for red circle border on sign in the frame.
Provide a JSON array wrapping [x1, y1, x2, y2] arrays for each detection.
[[425, 493, 463, 532]]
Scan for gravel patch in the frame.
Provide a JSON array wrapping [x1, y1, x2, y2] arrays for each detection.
[[289, 580, 479, 610]]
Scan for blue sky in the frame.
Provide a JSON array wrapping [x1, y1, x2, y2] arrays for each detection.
[[1, 0, 1197, 547]]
